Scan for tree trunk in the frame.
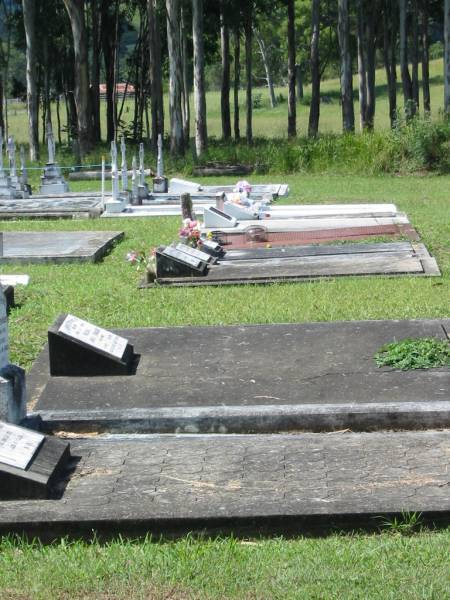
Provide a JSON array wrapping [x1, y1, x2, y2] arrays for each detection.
[[63, 0, 93, 156], [180, 5, 190, 145], [91, 0, 101, 141], [192, 0, 208, 155], [399, 0, 413, 117], [287, 0, 296, 137], [420, 2, 430, 114], [166, 0, 184, 155], [365, 4, 376, 129], [308, 0, 320, 137], [338, 0, 355, 132], [357, 0, 368, 130], [220, 9, 232, 138], [233, 28, 240, 140], [254, 29, 277, 108], [411, 0, 419, 113], [148, 0, 164, 146], [243, 4, 253, 145], [296, 65, 304, 100], [22, 0, 39, 160], [446, 0, 450, 112], [0, 75, 4, 133], [383, 0, 397, 128]]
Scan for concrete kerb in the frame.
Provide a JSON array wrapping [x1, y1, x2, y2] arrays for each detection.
[[28, 400, 450, 434]]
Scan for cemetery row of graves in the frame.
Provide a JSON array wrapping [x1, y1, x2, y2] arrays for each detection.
[[0, 122, 448, 539]]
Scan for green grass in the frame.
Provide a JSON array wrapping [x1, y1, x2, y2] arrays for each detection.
[[0, 531, 449, 599], [2, 173, 449, 370], [374, 338, 450, 370], [0, 172, 449, 597]]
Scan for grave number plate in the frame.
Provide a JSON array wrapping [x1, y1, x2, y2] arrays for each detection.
[[59, 314, 128, 360], [0, 422, 44, 470]]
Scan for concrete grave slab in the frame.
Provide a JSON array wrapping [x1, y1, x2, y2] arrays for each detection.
[[27, 319, 450, 434], [0, 197, 103, 219], [0, 231, 123, 264], [0, 431, 450, 538], [148, 242, 439, 287]]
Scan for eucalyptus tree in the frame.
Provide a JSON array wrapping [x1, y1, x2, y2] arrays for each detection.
[[21, 0, 39, 159], [166, 0, 184, 154], [399, 0, 413, 117], [308, 0, 320, 137], [337, 0, 354, 132], [383, 0, 397, 128], [148, 0, 164, 145], [62, 0, 93, 155], [193, 0, 208, 154], [445, 0, 450, 112], [287, 0, 296, 137], [219, 1, 231, 139]]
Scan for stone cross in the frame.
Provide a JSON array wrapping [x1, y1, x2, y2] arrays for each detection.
[[139, 143, 145, 186], [111, 141, 119, 201], [7, 137, 17, 179], [20, 146, 28, 186], [157, 134, 164, 178], [46, 122, 55, 164], [120, 136, 128, 191]]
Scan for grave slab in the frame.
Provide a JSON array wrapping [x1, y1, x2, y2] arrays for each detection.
[[0, 197, 103, 219], [148, 242, 439, 287], [0, 231, 123, 264], [0, 431, 449, 538], [28, 319, 450, 434]]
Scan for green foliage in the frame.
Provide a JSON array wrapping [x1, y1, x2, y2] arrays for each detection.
[[376, 512, 424, 535], [374, 338, 450, 371]]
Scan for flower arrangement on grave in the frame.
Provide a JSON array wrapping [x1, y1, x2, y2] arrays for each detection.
[[178, 218, 201, 248], [126, 247, 157, 282]]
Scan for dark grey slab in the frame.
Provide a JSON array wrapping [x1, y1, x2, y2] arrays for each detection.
[[222, 241, 415, 261], [1, 431, 450, 538], [0, 231, 123, 264], [0, 197, 102, 219], [150, 243, 440, 286], [28, 320, 450, 433]]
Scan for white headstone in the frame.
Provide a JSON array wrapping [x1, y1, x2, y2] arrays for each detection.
[[0, 127, 3, 172], [46, 122, 55, 164], [139, 143, 145, 186], [111, 141, 119, 201], [7, 137, 17, 178], [121, 136, 128, 191], [157, 134, 164, 178]]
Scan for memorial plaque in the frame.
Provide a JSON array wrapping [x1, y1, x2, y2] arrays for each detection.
[[156, 246, 208, 278], [0, 422, 44, 469], [175, 243, 215, 264], [0, 290, 8, 367], [209, 207, 235, 221], [163, 246, 202, 268], [48, 314, 138, 376], [59, 314, 128, 360], [199, 239, 225, 258], [0, 420, 71, 500]]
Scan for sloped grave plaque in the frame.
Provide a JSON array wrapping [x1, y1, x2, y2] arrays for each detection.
[[0, 421, 70, 500], [203, 206, 238, 228], [156, 246, 209, 278], [48, 314, 138, 376], [198, 239, 225, 258], [175, 243, 216, 264]]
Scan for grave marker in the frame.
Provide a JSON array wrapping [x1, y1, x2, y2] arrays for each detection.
[[0, 128, 17, 199], [198, 238, 225, 258], [153, 134, 168, 192], [39, 122, 69, 195], [0, 421, 71, 500], [203, 206, 238, 228], [156, 246, 208, 278], [48, 313, 138, 376], [137, 143, 150, 201], [175, 242, 215, 264]]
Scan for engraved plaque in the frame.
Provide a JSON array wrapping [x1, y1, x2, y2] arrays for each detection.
[[210, 206, 234, 221], [59, 314, 128, 359], [0, 422, 44, 470], [175, 243, 211, 263], [163, 246, 202, 268]]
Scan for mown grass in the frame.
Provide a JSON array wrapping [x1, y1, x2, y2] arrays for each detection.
[[0, 172, 449, 597], [2, 173, 449, 369], [0, 530, 450, 599]]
